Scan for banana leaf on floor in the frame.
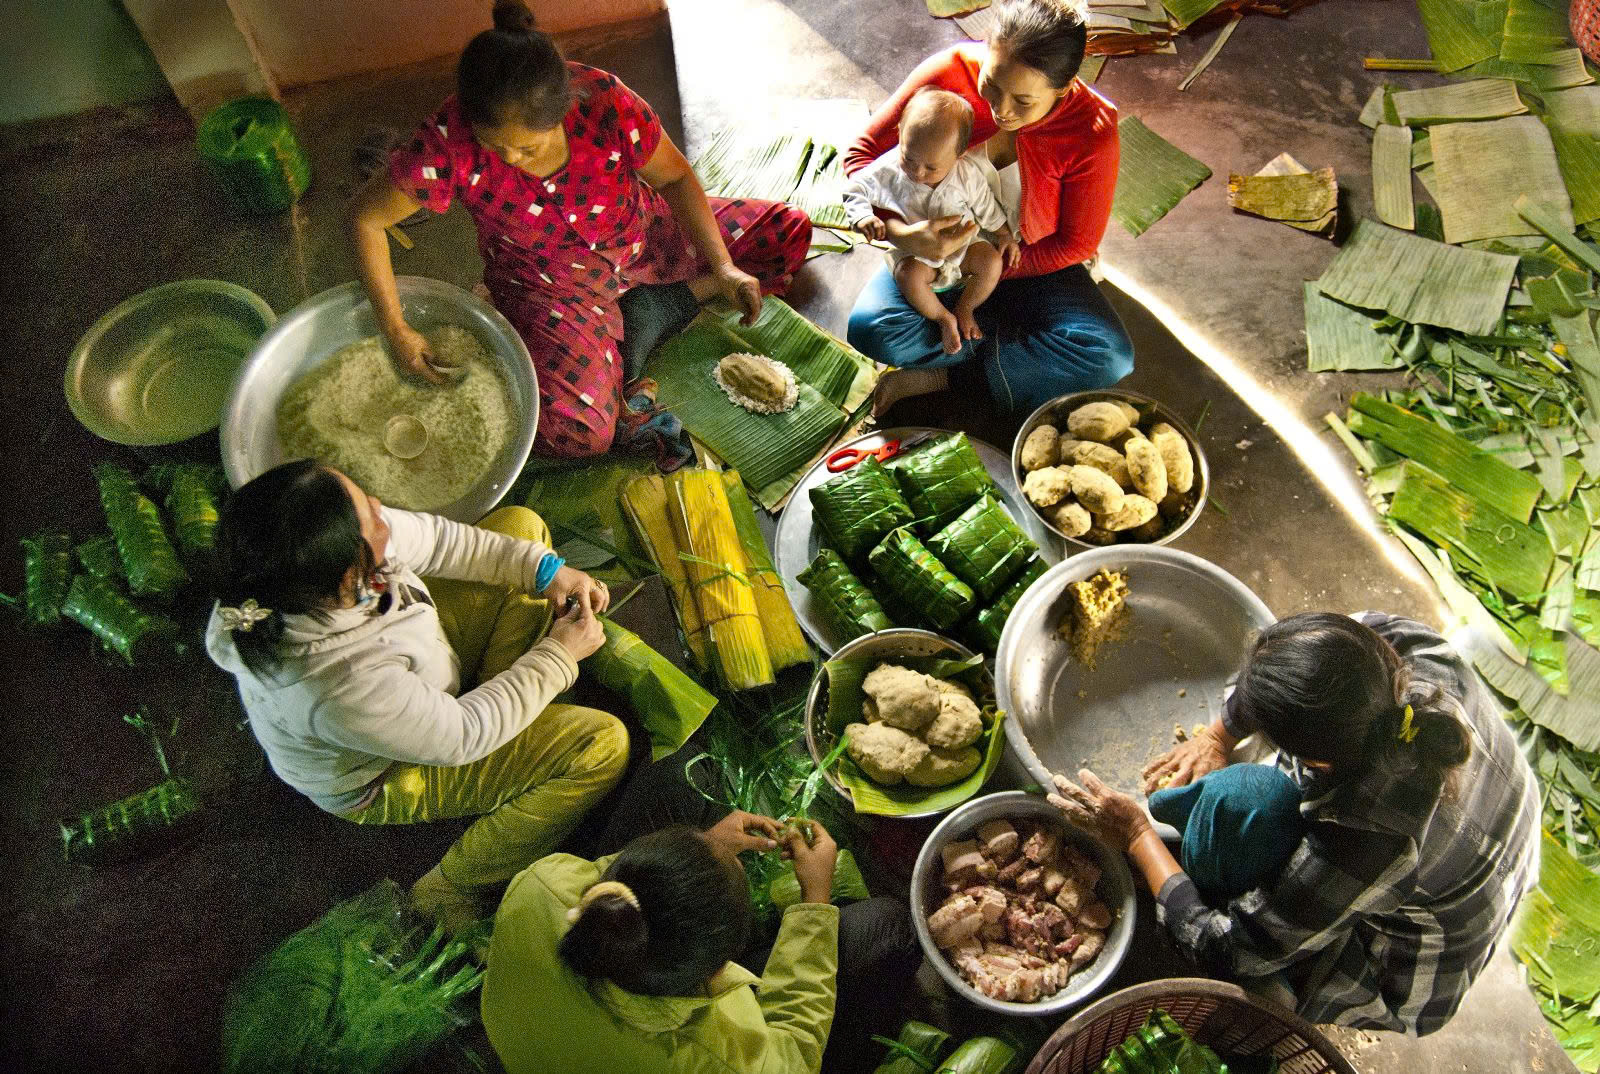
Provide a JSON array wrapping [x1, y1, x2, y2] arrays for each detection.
[[1430, 116, 1573, 243], [1111, 117, 1212, 237], [1314, 220, 1519, 335]]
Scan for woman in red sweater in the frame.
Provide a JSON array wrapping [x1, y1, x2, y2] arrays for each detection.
[[845, 0, 1132, 416]]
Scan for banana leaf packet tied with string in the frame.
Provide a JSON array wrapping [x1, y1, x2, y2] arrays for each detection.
[[810, 454, 915, 562], [798, 548, 895, 644], [968, 556, 1049, 654], [867, 527, 976, 632], [926, 494, 1038, 601], [19, 529, 73, 629], [883, 431, 997, 533], [582, 617, 719, 761]]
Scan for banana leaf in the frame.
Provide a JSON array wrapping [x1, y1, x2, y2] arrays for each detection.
[[1388, 461, 1553, 601], [873, 1021, 954, 1074], [1304, 283, 1407, 371], [767, 847, 870, 909], [1514, 831, 1600, 1002], [166, 463, 224, 559], [1159, 0, 1225, 30], [1543, 88, 1600, 226], [1391, 78, 1528, 125], [1347, 393, 1544, 521], [788, 142, 852, 230], [867, 527, 976, 631], [649, 318, 849, 501], [61, 573, 179, 665], [583, 618, 719, 761], [1359, 84, 1399, 128], [969, 556, 1049, 654], [926, 0, 990, 16], [19, 530, 72, 629], [926, 495, 1037, 601], [1373, 124, 1415, 230], [1098, 1010, 1226, 1074], [934, 1035, 1021, 1074], [75, 534, 124, 581], [823, 652, 1005, 816], [60, 777, 201, 865], [1461, 47, 1595, 88], [1315, 220, 1519, 335], [1430, 116, 1573, 243], [797, 548, 895, 643], [1111, 116, 1212, 237], [1225, 168, 1338, 227], [693, 129, 813, 202], [1417, 0, 1501, 72], [223, 880, 483, 1074], [721, 471, 811, 670], [1500, 0, 1571, 65], [1475, 634, 1600, 748], [811, 456, 916, 562], [708, 297, 875, 412], [884, 432, 998, 533], [94, 463, 187, 597]]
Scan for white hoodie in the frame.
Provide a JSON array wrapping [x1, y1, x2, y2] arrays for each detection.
[[206, 507, 578, 814]]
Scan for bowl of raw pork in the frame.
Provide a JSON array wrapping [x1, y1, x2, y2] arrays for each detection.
[[910, 791, 1136, 1017]]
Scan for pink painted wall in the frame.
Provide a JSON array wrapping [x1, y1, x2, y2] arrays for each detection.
[[228, 0, 665, 88]]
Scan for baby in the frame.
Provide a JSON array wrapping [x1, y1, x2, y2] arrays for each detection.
[[844, 87, 1020, 355]]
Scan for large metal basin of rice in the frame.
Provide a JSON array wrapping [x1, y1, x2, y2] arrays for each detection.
[[221, 277, 538, 523], [997, 547, 1274, 797]]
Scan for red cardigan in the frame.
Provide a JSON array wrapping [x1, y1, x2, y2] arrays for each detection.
[[844, 43, 1119, 279]]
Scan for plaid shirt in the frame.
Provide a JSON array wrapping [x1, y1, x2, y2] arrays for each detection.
[[1157, 613, 1539, 1034]]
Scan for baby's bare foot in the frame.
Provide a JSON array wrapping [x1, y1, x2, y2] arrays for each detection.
[[936, 314, 962, 355], [956, 309, 983, 342]]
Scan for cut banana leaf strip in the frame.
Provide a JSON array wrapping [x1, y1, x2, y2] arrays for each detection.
[[1373, 124, 1416, 229], [1160, 0, 1227, 31], [925, 0, 990, 16], [1462, 47, 1596, 88], [1177, 13, 1242, 92], [1358, 84, 1399, 128], [1316, 220, 1519, 335], [1389, 461, 1552, 601], [1415, 200, 1446, 240], [1111, 116, 1212, 236], [1348, 393, 1544, 520], [1416, 0, 1502, 72], [1226, 168, 1338, 228], [1411, 130, 1433, 168], [1304, 283, 1406, 371], [1391, 527, 1526, 661], [1517, 197, 1600, 276], [1430, 116, 1573, 243], [1499, 0, 1573, 65], [1391, 78, 1528, 124], [788, 143, 851, 229]]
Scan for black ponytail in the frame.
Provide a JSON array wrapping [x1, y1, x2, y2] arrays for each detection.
[[212, 460, 373, 677], [559, 827, 752, 996], [989, 0, 1089, 89], [457, 1, 574, 131], [1232, 612, 1471, 780]]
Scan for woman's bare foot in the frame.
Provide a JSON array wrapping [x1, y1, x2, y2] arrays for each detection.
[[872, 367, 951, 418], [935, 313, 962, 355]]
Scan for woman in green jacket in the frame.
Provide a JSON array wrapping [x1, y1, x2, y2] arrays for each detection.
[[482, 759, 920, 1074]]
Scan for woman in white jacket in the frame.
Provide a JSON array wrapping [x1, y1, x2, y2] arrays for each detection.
[[207, 459, 627, 931]]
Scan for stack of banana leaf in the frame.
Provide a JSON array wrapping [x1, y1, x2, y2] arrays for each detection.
[[1319, 5, 1600, 1062]]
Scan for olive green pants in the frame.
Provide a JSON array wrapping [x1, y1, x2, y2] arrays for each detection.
[[345, 506, 629, 890]]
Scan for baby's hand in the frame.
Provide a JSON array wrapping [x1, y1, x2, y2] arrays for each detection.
[[855, 216, 888, 241], [998, 237, 1022, 271]]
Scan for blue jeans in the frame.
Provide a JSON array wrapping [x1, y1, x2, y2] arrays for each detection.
[[846, 263, 1135, 414]]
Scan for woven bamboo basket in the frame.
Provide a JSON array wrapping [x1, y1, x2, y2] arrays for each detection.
[[1024, 979, 1357, 1074]]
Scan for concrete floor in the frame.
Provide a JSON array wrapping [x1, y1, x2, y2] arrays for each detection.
[[0, 1, 1572, 1070]]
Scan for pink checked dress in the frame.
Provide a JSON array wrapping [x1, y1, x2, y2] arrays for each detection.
[[389, 64, 812, 457]]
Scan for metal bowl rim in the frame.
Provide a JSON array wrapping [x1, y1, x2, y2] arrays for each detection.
[[1010, 388, 1211, 550], [220, 277, 537, 523], [909, 790, 1137, 1016], [65, 279, 277, 446], [994, 545, 1275, 794], [802, 627, 993, 820]]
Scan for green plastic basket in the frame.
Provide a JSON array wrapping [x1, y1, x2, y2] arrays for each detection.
[[197, 96, 312, 214]]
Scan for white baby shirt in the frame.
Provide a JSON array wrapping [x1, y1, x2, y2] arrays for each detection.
[[843, 149, 1010, 285]]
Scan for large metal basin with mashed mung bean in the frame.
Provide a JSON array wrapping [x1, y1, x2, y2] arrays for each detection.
[[221, 277, 538, 524]]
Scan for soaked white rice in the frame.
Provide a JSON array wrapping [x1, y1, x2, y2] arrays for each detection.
[[276, 325, 514, 511]]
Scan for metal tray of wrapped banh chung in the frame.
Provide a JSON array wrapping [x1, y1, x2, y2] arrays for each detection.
[[775, 427, 1060, 654], [995, 547, 1274, 797]]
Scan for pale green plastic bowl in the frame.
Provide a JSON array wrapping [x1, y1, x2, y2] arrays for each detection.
[[65, 280, 275, 446]]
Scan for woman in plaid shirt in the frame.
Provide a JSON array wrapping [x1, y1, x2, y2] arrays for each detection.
[[1053, 612, 1539, 1035]]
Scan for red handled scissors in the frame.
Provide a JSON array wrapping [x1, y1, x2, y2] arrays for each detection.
[[826, 432, 936, 473]]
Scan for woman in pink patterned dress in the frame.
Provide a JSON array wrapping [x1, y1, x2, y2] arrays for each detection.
[[350, 1, 812, 458]]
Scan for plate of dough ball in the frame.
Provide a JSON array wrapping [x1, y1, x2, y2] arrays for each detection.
[[802, 628, 1006, 817], [1011, 389, 1209, 549]]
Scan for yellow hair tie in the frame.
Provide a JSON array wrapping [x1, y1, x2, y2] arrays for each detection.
[[566, 880, 640, 924], [1397, 704, 1418, 744]]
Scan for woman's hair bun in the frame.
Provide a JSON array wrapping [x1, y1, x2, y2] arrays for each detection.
[[492, 0, 538, 34], [1407, 705, 1471, 769]]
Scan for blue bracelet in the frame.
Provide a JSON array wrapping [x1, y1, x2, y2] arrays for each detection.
[[535, 551, 565, 592]]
